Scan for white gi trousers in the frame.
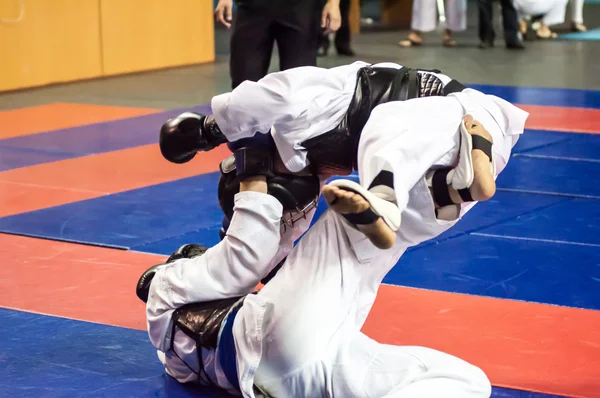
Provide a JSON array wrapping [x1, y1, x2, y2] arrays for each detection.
[[235, 94, 528, 397], [514, 0, 568, 26], [211, 61, 452, 173], [570, 0, 584, 24], [410, 0, 467, 32]]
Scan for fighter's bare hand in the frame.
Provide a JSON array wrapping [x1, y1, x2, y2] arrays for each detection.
[[464, 114, 493, 143], [322, 185, 370, 214], [215, 0, 233, 29]]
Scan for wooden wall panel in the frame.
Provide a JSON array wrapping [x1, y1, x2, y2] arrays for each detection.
[[381, 0, 413, 29], [349, 0, 360, 34], [100, 0, 215, 76], [0, 0, 103, 92]]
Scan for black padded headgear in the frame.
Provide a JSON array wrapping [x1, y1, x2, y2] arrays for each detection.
[[217, 155, 320, 226]]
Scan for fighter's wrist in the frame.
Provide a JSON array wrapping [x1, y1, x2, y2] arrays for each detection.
[[234, 147, 275, 180], [239, 177, 268, 194]]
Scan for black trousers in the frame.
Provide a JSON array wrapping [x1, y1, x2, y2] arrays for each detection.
[[329, 0, 351, 50], [230, 1, 320, 89], [477, 0, 520, 43]]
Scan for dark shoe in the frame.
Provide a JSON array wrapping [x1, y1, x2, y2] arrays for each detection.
[[478, 40, 494, 49], [336, 46, 355, 56], [506, 39, 525, 50], [318, 38, 330, 57]]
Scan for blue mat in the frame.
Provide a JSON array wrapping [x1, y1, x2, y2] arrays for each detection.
[[406, 191, 568, 251], [560, 28, 600, 41], [512, 130, 573, 154], [0, 173, 223, 251], [478, 198, 600, 245], [518, 132, 600, 161], [0, 308, 226, 398], [387, 233, 600, 310], [0, 308, 566, 398], [496, 156, 600, 198]]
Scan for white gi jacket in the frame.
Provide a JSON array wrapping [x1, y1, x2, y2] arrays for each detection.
[[236, 91, 528, 397], [212, 61, 452, 173], [146, 191, 285, 395], [149, 67, 528, 397]]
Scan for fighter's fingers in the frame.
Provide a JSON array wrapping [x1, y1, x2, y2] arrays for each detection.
[[339, 189, 355, 199], [322, 185, 341, 205], [225, 4, 233, 23], [351, 193, 371, 210], [321, 10, 328, 28], [350, 193, 364, 204], [214, 7, 224, 23]]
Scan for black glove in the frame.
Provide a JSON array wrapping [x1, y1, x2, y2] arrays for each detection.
[[159, 113, 227, 164]]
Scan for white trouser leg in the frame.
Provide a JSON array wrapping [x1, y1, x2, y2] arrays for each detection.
[[411, 0, 438, 32], [249, 210, 490, 397], [514, 0, 548, 17], [445, 0, 468, 31], [570, 0, 584, 23], [543, 0, 568, 26], [332, 334, 492, 398], [251, 210, 401, 396]]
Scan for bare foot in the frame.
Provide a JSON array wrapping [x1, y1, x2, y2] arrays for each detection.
[[322, 185, 370, 214], [443, 29, 457, 47], [572, 22, 587, 32], [399, 31, 423, 47], [322, 185, 396, 249], [536, 24, 557, 39]]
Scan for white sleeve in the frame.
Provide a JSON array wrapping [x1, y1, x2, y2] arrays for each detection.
[[146, 191, 283, 350], [357, 97, 464, 214], [210, 62, 370, 143], [211, 66, 331, 142]]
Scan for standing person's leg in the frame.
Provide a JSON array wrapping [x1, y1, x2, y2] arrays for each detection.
[[477, 0, 495, 48], [318, 31, 330, 57], [499, 0, 525, 49], [334, 0, 354, 55], [274, 0, 320, 71], [229, 7, 275, 89], [541, 0, 568, 28], [399, 0, 436, 47], [443, 0, 467, 46], [570, 0, 587, 31]]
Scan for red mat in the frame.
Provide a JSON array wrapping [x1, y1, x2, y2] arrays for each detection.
[[0, 103, 161, 139], [520, 104, 600, 134]]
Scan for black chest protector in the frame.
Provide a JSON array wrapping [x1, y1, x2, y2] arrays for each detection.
[[301, 66, 466, 175], [170, 296, 245, 385]]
